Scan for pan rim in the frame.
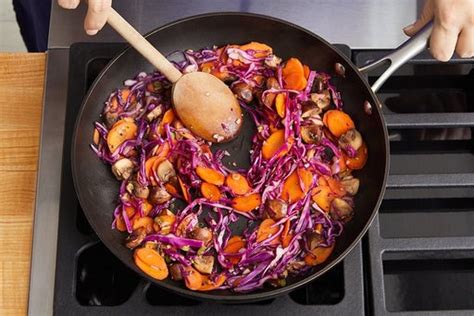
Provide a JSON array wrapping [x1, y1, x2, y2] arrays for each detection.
[[71, 11, 390, 302]]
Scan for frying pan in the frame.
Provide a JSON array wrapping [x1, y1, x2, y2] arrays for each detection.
[[72, 13, 432, 303]]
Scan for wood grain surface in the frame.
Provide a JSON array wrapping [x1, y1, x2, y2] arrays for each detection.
[[0, 53, 45, 316]]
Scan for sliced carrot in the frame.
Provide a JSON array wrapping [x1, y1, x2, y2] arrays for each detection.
[[231, 193, 262, 212], [275, 93, 286, 118], [115, 215, 127, 232], [154, 142, 170, 158], [145, 156, 165, 185], [165, 182, 179, 197], [323, 110, 355, 137], [232, 59, 243, 67], [158, 109, 175, 135], [281, 219, 292, 248], [120, 88, 131, 102], [303, 65, 310, 80], [176, 214, 195, 236], [196, 166, 225, 186], [201, 144, 212, 155], [142, 201, 153, 217], [107, 119, 138, 152], [200, 182, 222, 202], [93, 128, 100, 145], [198, 273, 227, 291], [253, 75, 265, 85], [284, 72, 307, 90], [282, 58, 305, 78], [154, 213, 176, 234], [257, 218, 280, 242], [132, 216, 154, 233], [211, 68, 232, 81], [134, 247, 169, 280], [200, 61, 215, 73], [315, 223, 323, 234], [311, 186, 333, 212], [304, 244, 335, 266], [225, 173, 251, 195], [281, 168, 313, 203], [224, 236, 245, 254], [262, 129, 290, 160], [183, 266, 204, 291], [239, 42, 273, 58], [338, 155, 347, 173], [345, 142, 368, 170], [125, 206, 136, 218], [178, 176, 191, 203], [324, 176, 346, 197]]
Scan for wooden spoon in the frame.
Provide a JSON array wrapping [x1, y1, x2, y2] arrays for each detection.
[[107, 8, 242, 143]]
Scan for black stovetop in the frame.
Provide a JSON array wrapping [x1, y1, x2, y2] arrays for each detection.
[[52, 43, 474, 315]]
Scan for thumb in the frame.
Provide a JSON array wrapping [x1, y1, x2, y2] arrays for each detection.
[[403, 0, 434, 36]]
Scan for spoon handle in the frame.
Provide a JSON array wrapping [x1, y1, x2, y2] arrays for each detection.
[[107, 8, 182, 83]]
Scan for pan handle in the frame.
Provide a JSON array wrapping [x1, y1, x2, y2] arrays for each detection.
[[358, 21, 433, 93]]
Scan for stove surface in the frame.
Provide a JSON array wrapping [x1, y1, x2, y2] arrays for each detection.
[[30, 38, 474, 316]]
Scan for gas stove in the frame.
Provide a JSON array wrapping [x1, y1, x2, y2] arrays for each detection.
[[30, 1, 474, 315]]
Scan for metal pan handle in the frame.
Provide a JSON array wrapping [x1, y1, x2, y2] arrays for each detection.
[[358, 21, 433, 93]]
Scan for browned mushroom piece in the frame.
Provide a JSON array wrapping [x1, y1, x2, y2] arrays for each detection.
[[300, 100, 322, 118], [265, 199, 288, 220], [301, 124, 323, 144], [156, 159, 176, 183], [104, 111, 120, 128], [192, 255, 215, 274], [330, 198, 354, 223], [111, 158, 134, 180], [125, 227, 146, 249], [262, 92, 276, 108], [339, 129, 363, 151], [232, 82, 253, 103], [146, 104, 164, 122], [188, 227, 213, 245], [149, 186, 172, 204], [305, 231, 324, 250], [264, 55, 282, 68], [127, 180, 149, 199], [310, 89, 331, 110], [340, 176, 360, 196], [312, 75, 327, 93], [265, 77, 281, 90], [169, 263, 183, 281]]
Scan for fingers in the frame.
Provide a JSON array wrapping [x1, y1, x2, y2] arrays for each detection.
[[430, 14, 461, 61], [455, 26, 474, 58], [403, 0, 434, 36], [84, 0, 112, 35], [58, 0, 80, 9]]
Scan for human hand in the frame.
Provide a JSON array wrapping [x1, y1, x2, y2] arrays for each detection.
[[58, 0, 112, 35], [403, 0, 473, 61]]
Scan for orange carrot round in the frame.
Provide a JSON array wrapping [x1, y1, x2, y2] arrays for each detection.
[[257, 218, 280, 242], [183, 266, 204, 290], [239, 42, 273, 58], [275, 93, 286, 118], [345, 142, 368, 170], [134, 247, 169, 280], [225, 173, 251, 195], [198, 273, 227, 291], [281, 168, 313, 203], [196, 166, 225, 186], [262, 129, 289, 160], [311, 186, 333, 212], [201, 182, 222, 202], [231, 193, 262, 212], [178, 176, 191, 202], [107, 119, 138, 152], [281, 219, 293, 248], [224, 236, 245, 254], [304, 244, 335, 266], [323, 110, 355, 137]]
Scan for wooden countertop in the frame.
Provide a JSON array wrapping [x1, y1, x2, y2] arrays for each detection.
[[0, 53, 45, 316]]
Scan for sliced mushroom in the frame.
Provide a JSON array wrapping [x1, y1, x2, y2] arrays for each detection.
[[146, 104, 163, 122], [125, 227, 146, 249], [156, 159, 176, 183], [262, 92, 276, 108], [188, 227, 213, 245], [305, 231, 324, 250], [192, 255, 215, 274], [104, 111, 119, 129], [340, 176, 360, 196], [301, 124, 323, 144], [266, 77, 281, 90], [339, 129, 363, 151], [330, 198, 354, 223], [264, 55, 282, 68], [111, 158, 134, 180], [127, 180, 149, 199], [149, 186, 172, 204], [287, 260, 306, 273], [265, 199, 288, 220], [310, 90, 331, 110], [169, 263, 183, 281], [232, 82, 253, 103], [312, 75, 327, 92], [301, 100, 322, 118]]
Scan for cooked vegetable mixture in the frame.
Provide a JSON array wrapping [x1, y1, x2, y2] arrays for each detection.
[[91, 42, 368, 292]]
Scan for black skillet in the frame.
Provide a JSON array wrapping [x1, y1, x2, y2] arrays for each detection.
[[72, 13, 432, 303]]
